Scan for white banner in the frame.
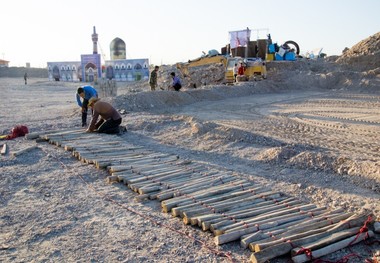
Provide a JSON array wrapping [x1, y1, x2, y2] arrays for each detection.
[[229, 29, 251, 49]]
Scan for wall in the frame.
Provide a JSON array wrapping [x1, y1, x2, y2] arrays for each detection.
[[0, 67, 48, 78]]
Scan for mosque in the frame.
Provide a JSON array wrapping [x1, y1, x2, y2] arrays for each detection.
[[47, 26, 149, 82]]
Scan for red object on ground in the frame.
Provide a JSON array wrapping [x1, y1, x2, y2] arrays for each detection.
[[5, 125, 29, 140]]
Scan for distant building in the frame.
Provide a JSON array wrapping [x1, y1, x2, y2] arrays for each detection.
[[0, 59, 10, 67], [47, 61, 82, 81], [81, 54, 102, 82], [110, 38, 126, 60], [105, 58, 149, 81], [47, 26, 149, 82]]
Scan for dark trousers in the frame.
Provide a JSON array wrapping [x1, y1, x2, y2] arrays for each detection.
[[81, 99, 89, 126], [173, 83, 182, 91], [96, 118, 122, 134]]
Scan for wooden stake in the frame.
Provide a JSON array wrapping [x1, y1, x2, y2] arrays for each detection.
[[11, 145, 38, 157], [66, 140, 125, 151], [91, 152, 166, 165], [214, 203, 317, 235], [291, 231, 374, 263], [291, 226, 361, 256], [1, 143, 8, 155], [209, 199, 304, 231], [196, 197, 293, 231], [240, 210, 349, 248], [96, 154, 178, 169], [172, 180, 252, 217], [160, 177, 244, 210], [25, 128, 78, 140], [218, 208, 326, 240], [215, 213, 316, 245], [180, 189, 270, 219], [107, 175, 119, 183], [154, 170, 224, 201], [253, 223, 341, 252], [249, 213, 371, 262]]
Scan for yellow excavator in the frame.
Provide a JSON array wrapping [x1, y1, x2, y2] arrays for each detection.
[[176, 55, 226, 77], [176, 53, 266, 87], [225, 57, 267, 83]]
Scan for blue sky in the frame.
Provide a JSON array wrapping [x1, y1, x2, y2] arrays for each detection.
[[1, 0, 379, 68]]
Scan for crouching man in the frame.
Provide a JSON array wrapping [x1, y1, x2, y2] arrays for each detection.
[[86, 97, 122, 134]]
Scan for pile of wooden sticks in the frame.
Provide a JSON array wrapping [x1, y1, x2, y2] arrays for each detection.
[[31, 129, 375, 263]]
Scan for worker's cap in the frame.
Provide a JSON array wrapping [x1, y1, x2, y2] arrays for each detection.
[[88, 97, 99, 106]]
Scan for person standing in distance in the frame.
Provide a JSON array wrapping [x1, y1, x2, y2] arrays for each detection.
[[233, 63, 238, 82], [76, 85, 98, 127], [149, 66, 159, 91], [238, 62, 246, 76], [24, 73, 28, 85]]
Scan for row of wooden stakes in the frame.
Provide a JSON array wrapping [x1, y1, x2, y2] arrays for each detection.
[[30, 129, 374, 263]]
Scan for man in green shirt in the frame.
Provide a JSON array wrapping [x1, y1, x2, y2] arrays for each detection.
[[149, 66, 159, 91]]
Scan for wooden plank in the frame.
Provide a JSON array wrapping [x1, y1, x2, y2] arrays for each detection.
[[1, 143, 8, 155], [11, 145, 38, 157], [25, 128, 82, 139]]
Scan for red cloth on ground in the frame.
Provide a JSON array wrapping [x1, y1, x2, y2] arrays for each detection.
[[5, 125, 29, 140]]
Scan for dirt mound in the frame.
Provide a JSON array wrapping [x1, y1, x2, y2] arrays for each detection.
[[114, 59, 379, 113], [340, 32, 380, 57], [132, 31, 379, 102], [336, 31, 380, 71], [182, 63, 226, 88]]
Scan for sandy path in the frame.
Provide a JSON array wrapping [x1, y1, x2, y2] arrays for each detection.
[[175, 90, 380, 185]]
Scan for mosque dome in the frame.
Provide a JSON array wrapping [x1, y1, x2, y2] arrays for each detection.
[[110, 38, 126, 60]]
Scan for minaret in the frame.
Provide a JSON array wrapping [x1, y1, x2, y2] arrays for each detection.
[[92, 26, 98, 54]]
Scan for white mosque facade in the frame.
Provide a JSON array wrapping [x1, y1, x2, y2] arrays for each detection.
[[47, 27, 149, 82]]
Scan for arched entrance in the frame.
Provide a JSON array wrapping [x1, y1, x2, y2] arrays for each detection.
[[85, 62, 97, 82]]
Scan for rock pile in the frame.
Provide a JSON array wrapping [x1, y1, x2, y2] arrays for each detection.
[[340, 32, 380, 57], [336, 31, 380, 71]]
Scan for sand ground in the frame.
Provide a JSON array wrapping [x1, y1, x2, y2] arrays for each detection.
[[1, 61, 380, 263]]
